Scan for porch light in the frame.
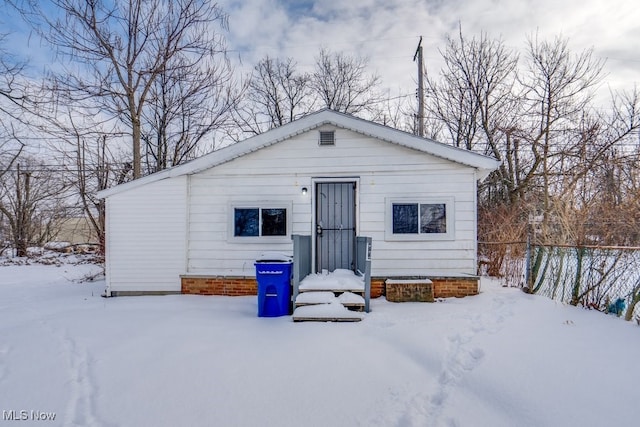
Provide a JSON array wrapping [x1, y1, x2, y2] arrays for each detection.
[[301, 187, 308, 195]]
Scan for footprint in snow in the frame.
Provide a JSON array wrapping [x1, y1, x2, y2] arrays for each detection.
[[448, 331, 473, 345], [427, 327, 488, 424], [472, 295, 516, 335], [61, 331, 100, 427], [460, 347, 485, 371]]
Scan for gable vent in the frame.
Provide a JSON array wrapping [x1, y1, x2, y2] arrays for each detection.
[[319, 130, 335, 146]]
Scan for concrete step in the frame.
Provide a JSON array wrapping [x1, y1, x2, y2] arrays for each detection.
[[292, 300, 364, 322]]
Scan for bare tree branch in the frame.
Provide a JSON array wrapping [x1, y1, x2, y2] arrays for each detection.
[[13, 0, 234, 178]]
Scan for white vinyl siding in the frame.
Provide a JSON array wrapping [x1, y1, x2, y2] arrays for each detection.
[[100, 112, 495, 294], [188, 175, 304, 276], [105, 176, 187, 294], [187, 127, 478, 278]]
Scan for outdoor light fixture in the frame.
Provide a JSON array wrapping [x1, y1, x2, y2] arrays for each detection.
[[301, 187, 308, 195]]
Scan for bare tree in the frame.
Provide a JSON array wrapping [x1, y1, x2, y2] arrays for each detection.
[[424, 27, 522, 202], [0, 31, 27, 183], [29, 102, 136, 255], [0, 32, 26, 115], [521, 33, 604, 208], [0, 158, 69, 256], [14, 0, 234, 179], [141, 51, 241, 173], [0, 127, 24, 253], [66, 115, 132, 254], [0, 31, 37, 253], [230, 56, 314, 138], [375, 93, 417, 133], [231, 48, 384, 140], [257, 57, 312, 126], [424, 29, 609, 206], [0, 125, 24, 187], [562, 88, 640, 245], [423, 27, 640, 251], [311, 48, 382, 115]]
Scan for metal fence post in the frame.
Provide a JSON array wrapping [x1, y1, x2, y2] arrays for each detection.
[[525, 231, 532, 291], [356, 236, 372, 313], [292, 234, 311, 307]]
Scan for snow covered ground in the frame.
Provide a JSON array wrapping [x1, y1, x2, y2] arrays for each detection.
[[1, 257, 639, 427]]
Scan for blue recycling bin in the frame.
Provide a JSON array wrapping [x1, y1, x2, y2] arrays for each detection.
[[255, 260, 292, 317]]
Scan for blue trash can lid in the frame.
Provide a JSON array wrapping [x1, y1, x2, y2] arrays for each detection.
[[255, 252, 293, 262]]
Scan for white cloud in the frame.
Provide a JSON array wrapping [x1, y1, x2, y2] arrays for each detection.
[[4, 0, 637, 108], [221, 0, 639, 103]]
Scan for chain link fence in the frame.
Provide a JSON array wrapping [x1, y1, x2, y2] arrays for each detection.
[[478, 241, 527, 287], [478, 242, 640, 322]]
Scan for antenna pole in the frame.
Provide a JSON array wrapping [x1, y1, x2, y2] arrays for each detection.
[[413, 36, 425, 137]]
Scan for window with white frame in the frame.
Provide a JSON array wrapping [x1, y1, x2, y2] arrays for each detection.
[[386, 197, 454, 240], [230, 203, 291, 241]]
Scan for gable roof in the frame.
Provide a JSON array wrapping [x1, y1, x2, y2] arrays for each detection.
[[98, 109, 500, 198]]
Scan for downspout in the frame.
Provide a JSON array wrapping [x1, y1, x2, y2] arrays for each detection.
[[474, 168, 480, 289], [103, 199, 112, 297], [184, 175, 191, 279]]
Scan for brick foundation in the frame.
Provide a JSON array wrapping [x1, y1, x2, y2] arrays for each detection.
[[181, 276, 257, 296], [180, 275, 478, 299], [370, 278, 385, 298], [429, 276, 479, 298], [385, 279, 434, 302], [375, 276, 479, 299]]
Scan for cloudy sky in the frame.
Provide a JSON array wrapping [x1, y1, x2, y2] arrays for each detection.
[[2, 0, 638, 106], [221, 0, 639, 103]]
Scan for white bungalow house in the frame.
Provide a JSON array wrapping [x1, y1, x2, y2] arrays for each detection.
[[98, 109, 499, 305]]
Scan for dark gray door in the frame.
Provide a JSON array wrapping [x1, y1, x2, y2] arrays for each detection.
[[315, 182, 356, 272]]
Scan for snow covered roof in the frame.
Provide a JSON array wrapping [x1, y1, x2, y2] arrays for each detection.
[[98, 109, 500, 198]]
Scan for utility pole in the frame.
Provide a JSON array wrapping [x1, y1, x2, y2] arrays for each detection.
[[413, 36, 425, 138]]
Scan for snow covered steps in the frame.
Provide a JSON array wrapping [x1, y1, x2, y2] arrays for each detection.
[[292, 300, 364, 322], [295, 291, 365, 309], [293, 269, 366, 322], [292, 293, 365, 322]]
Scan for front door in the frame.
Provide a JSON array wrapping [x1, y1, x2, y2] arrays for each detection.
[[315, 182, 356, 272]]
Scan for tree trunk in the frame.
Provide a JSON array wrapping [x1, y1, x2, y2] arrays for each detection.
[[132, 113, 141, 179]]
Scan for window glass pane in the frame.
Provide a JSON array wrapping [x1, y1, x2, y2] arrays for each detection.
[[234, 208, 259, 236], [420, 203, 446, 233], [261, 208, 287, 236], [392, 204, 418, 234]]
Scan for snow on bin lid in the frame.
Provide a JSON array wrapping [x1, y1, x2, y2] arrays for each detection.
[[255, 252, 293, 262]]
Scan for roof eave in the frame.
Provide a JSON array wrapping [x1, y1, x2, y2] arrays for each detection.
[[97, 109, 501, 198]]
